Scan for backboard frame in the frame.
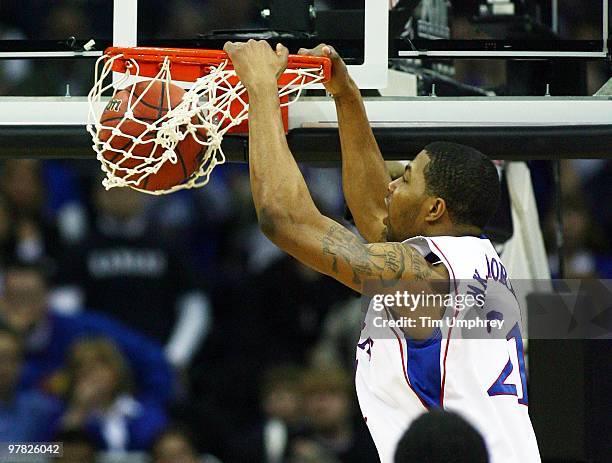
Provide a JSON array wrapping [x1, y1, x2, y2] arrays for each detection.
[[0, 96, 611, 160]]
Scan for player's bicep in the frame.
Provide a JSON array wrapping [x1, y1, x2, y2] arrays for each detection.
[[272, 214, 434, 294]]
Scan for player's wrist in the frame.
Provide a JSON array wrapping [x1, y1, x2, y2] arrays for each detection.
[[331, 80, 360, 100], [246, 80, 279, 99]]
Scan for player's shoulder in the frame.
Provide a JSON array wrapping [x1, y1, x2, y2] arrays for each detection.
[[415, 234, 496, 257], [389, 239, 450, 282]]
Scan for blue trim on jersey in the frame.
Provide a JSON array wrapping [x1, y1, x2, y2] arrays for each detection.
[[405, 329, 443, 409]]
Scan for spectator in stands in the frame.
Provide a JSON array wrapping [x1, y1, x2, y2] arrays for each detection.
[[229, 365, 305, 462], [152, 426, 222, 463], [0, 325, 62, 441], [546, 195, 604, 278], [394, 410, 489, 463], [55, 427, 98, 463], [56, 183, 211, 370], [301, 368, 378, 463], [0, 193, 17, 267], [59, 337, 167, 451], [0, 160, 61, 266], [244, 256, 352, 366], [286, 437, 340, 463], [310, 298, 363, 371], [0, 261, 174, 405]]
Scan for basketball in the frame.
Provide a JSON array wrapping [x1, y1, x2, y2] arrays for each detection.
[[98, 81, 206, 192]]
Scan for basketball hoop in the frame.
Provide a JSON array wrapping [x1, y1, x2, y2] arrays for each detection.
[[87, 47, 331, 195]]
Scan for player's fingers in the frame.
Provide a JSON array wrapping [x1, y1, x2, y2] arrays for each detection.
[[257, 39, 272, 51], [223, 41, 237, 55], [298, 47, 314, 56], [298, 44, 328, 57], [276, 43, 289, 60], [324, 45, 341, 61], [276, 43, 289, 75]]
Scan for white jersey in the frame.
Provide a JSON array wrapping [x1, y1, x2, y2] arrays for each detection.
[[355, 235, 541, 463]]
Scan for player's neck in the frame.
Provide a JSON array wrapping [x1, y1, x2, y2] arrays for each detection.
[[423, 223, 483, 238]]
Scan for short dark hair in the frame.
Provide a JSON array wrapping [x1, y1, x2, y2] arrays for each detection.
[[423, 142, 500, 229], [395, 410, 489, 463]]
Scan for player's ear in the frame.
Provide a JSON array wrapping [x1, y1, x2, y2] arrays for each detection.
[[425, 197, 446, 223]]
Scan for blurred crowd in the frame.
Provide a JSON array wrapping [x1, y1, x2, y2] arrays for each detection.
[[0, 1, 611, 462], [0, 158, 610, 462], [0, 158, 381, 462]]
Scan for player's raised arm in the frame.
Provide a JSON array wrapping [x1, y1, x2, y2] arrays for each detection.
[[298, 45, 390, 243], [223, 40, 437, 294]]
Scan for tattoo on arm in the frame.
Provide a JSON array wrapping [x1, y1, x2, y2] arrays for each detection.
[[320, 224, 433, 287]]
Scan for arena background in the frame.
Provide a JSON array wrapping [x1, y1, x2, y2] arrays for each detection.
[[0, 1, 610, 462]]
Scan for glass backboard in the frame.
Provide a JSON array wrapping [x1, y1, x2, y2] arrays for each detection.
[[0, 0, 388, 94], [390, 0, 608, 58]]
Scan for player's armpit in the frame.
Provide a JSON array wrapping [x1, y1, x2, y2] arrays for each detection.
[[262, 210, 446, 294], [350, 208, 389, 244]]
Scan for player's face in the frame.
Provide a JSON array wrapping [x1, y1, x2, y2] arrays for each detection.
[[384, 151, 431, 242]]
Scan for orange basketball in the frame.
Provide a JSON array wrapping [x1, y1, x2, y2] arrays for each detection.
[[98, 81, 206, 192]]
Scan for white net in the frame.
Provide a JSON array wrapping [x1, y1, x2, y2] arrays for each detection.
[[88, 51, 327, 195]]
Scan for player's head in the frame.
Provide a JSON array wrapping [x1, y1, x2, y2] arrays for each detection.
[[394, 410, 489, 463], [385, 142, 500, 241]]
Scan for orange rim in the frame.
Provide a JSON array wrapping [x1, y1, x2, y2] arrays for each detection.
[[105, 46, 332, 84]]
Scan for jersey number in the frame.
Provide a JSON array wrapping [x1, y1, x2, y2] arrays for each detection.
[[487, 322, 529, 405]]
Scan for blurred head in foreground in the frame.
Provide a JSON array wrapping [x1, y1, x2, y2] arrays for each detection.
[[394, 410, 489, 463]]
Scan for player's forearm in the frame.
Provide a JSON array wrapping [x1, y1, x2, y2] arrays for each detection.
[[335, 84, 390, 242], [247, 85, 319, 237]]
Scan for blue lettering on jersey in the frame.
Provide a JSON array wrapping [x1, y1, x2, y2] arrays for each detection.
[[358, 337, 374, 361], [485, 255, 516, 298], [468, 255, 518, 325], [467, 268, 488, 299]]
